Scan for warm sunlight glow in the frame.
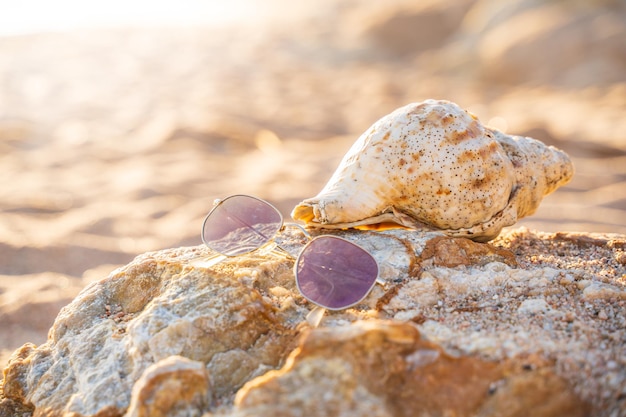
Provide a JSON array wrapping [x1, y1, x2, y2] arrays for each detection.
[[0, 0, 266, 36]]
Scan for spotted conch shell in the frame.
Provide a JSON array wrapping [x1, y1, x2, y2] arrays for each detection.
[[291, 99, 573, 242]]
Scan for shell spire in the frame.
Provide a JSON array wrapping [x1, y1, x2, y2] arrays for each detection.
[[291, 100, 573, 242]]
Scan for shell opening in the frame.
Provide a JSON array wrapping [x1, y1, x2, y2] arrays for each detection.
[[291, 204, 316, 223]]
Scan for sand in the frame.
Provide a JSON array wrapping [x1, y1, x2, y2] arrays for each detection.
[[1, 0, 625, 370]]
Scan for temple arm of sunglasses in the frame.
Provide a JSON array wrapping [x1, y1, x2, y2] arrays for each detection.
[[190, 248, 287, 268], [306, 306, 326, 328], [189, 253, 228, 268], [190, 238, 297, 268]]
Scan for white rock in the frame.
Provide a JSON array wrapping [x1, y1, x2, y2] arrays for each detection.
[[517, 298, 550, 315]]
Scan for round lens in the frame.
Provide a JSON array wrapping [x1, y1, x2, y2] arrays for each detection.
[[202, 195, 283, 256], [295, 236, 379, 310]]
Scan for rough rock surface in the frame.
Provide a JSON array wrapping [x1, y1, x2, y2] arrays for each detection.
[[1, 227, 625, 417]]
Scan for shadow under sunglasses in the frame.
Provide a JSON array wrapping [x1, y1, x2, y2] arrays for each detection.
[[193, 194, 383, 327]]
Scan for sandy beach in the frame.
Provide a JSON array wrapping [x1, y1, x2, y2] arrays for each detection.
[[1, 0, 625, 370]]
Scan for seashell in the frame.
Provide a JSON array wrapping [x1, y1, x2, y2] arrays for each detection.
[[291, 99, 573, 242]]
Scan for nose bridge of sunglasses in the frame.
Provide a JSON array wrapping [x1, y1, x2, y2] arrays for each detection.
[[282, 222, 311, 239], [267, 222, 313, 260]]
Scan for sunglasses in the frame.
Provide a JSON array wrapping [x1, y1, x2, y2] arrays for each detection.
[[198, 195, 382, 326]]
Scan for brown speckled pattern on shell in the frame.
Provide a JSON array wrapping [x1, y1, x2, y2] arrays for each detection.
[[292, 100, 573, 242]]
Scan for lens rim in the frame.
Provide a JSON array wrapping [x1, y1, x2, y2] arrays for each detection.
[[201, 194, 284, 256], [294, 235, 379, 311]]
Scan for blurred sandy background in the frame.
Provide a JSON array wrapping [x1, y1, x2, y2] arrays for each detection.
[[1, 0, 625, 369]]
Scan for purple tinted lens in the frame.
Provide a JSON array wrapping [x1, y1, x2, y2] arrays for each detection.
[[202, 195, 282, 256], [295, 236, 379, 310]]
